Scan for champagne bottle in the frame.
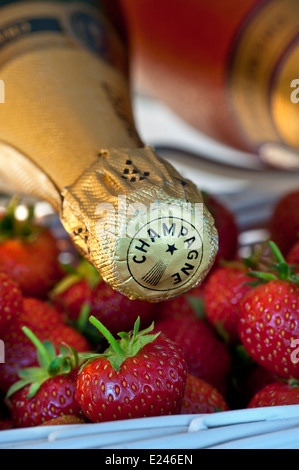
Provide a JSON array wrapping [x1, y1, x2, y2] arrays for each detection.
[[120, 0, 299, 168], [0, 0, 218, 301]]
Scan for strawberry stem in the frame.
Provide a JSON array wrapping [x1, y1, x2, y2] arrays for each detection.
[[77, 303, 92, 332], [51, 258, 101, 296], [288, 378, 299, 388], [79, 316, 160, 373], [269, 241, 285, 265], [6, 327, 81, 399], [89, 315, 124, 356], [246, 241, 299, 285], [22, 326, 53, 366]]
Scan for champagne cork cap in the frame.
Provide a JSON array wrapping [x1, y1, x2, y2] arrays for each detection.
[[61, 146, 218, 301]]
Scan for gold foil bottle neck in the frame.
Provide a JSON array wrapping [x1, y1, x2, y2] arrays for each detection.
[[0, 1, 218, 301], [61, 147, 218, 301]]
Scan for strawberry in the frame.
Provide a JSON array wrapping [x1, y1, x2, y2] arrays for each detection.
[[0, 271, 23, 333], [203, 192, 239, 267], [0, 199, 63, 298], [247, 380, 299, 408], [269, 189, 299, 255], [203, 244, 274, 345], [6, 327, 85, 428], [50, 323, 92, 353], [154, 314, 231, 394], [19, 298, 90, 352], [51, 258, 100, 322], [0, 299, 90, 392], [21, 297, 64, 331], [181, 374, 229, 414], [75, 316, 187, 423], [238, 241, 299, 380], [203, 265, 255, 344]]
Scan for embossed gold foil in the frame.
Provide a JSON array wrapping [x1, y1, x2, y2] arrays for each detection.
[[0, 0, 218, 301]]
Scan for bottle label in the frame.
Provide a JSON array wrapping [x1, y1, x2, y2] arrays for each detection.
[[228, 0, 299, 160], [125, 216, 204, 295]]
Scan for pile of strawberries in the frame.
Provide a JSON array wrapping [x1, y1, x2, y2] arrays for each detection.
[[0, 189, 299, 430]]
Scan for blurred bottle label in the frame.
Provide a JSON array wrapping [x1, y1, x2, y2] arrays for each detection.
[[229, 0, 299, 152], [0, 0, 127, 72]]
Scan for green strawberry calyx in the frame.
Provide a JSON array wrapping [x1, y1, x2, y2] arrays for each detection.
[[79, 316, 160, 373], [288, 378, 299, 388], [246, 241, 299, 286], [6, 327, 81, 399], [51, 257, 102, 296], [0, 197, 43, 243], [220, 240, 275, 273]]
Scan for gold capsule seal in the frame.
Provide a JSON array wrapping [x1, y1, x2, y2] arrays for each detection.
[[61, 147, 218, 301]]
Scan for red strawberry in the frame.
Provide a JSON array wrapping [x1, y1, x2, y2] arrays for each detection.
[[203, 244, 273, 345], [50, 323, 92, 353], [9, 373, 84, 428], [0, 272, 23, 333], [21, 297, 64, 331], [0, 299, 90, 392], [20, 298, 90, 352], [269, 190, 299, 255], [0, 199, 63, 298], [238, 242, 299, 380], [154, 314, 231, 394], [75, 316, 187, 423], [248, 381, 299, 408], [181, 374, 229, 414], [203, 265, 254, 344], [6, 327, 85, 428], [203, 192, 239, 267]]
